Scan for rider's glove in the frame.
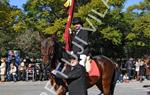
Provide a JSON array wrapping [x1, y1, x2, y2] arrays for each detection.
[[70, 51, 74, 55]]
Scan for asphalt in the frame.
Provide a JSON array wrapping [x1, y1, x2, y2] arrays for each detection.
[[0, 80, 149, 95]]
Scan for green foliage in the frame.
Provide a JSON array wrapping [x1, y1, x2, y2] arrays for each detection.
[[122, 0, 150, 57], [0, 47, 7, 57], [15, 30, 40, 55], [126, 33, 137, 40], [0, 0, 149, 58], [100, 27, 122, 45], [127, 0, 150, 11], [23, 0, 65, 33]]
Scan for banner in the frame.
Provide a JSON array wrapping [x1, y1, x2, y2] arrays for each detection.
[[63, 0, 75, 51]]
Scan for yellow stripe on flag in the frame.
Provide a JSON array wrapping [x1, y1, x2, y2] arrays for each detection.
[[64, 0, 72, 7]]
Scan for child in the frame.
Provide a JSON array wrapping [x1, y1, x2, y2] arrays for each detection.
[[123, 73, 129, 83]]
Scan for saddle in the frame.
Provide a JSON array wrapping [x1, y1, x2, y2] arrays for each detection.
[[85, 57, 100, 77]]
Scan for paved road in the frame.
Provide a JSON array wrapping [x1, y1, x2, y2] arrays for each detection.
[[0, 80, 149, 95]]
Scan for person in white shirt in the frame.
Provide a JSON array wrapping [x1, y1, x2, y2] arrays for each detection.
[[135, 59, 141, 80], [9, 63, 17, 81], [123, 73, 129, 83], [0, 58, 6, 82]]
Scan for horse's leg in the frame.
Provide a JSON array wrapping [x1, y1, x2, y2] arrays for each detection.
[[95, 61, 112, 95], [102, 67, 116, 95], [102, 68, 116, 95], [102, 77, 112, 95], [96, 80, 103, 95], [56, 86, 67, 95], [110, 69, 117, 95], [96, 84, 103, 95]]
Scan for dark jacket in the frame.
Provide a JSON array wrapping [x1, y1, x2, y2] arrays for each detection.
[[72, 29, 89, 56], [55, 64, 87, 95], [125, 60, 133, 70], [139, 64, 146, 76]]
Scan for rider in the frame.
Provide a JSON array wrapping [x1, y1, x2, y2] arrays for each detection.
[[52, 17, 89, 95], [71, 17, 89, 67], [52, 57, 87, 95]]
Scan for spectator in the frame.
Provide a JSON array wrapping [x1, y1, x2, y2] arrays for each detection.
[[25, 57, 31, 67], [0, 58, 6, 82], [135, 59, 140, 81], [125, 58, 134, 80], [26, 63, 35, 81], [116, 64, 123, 83], [9, 63, 17, 82], [123, 73, 129, 83], [18, 59, 26, 81], [139, 59, 146, 82]]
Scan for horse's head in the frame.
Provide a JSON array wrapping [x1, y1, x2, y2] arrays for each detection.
[[40, 37, 55, 64], [40, 36, 68, 94]]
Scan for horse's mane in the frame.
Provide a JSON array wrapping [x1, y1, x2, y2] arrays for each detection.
[[47, 38, 66, 70]]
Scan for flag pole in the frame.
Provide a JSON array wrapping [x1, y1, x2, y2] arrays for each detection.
[[63, 0, 75, 51]]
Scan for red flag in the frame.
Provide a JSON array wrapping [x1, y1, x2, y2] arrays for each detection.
[[63, 0, 75, 51]]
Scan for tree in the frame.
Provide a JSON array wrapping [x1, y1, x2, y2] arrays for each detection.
[[124, 0, 150, 57], [15, 30, 40, 57], [0, 1, 33, 57], [1, 0, 148, 58], [21, 0, 127, 57], [73, 0, 126, 57], [0, 0, 23, 48]]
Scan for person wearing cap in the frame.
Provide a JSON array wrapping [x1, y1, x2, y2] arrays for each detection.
[[71, 17, 89, 67], [52, 57, 87, 95]]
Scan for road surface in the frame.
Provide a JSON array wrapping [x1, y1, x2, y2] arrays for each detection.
[[0, 80, 149, 95]]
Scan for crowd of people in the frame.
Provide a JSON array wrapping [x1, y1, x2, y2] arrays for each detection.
[[117, 57, 150, 83], [1, 56, 149, 83], [0, 57, 49, 82]]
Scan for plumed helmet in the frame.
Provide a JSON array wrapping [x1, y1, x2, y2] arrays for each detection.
[[72, 17, 83, 25]]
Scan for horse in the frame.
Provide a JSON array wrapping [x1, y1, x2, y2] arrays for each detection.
[[40, 36, 117, 95], [144, 55, 150, 80]]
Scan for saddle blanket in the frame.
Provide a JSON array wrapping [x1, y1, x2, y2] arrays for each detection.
[[87, 60, 100, 77]]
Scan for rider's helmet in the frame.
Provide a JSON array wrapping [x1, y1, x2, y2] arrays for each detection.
[[72, 17, 83, 25]]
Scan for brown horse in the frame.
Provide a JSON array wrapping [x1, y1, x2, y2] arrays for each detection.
[[144, 55, 150, 79], [40, 36, 117, 95]]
